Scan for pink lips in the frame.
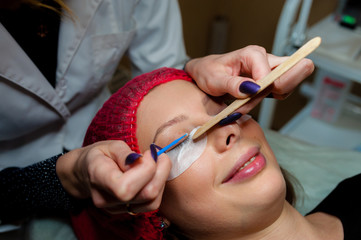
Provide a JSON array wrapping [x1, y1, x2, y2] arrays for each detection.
[[223, 147, 266, 183]]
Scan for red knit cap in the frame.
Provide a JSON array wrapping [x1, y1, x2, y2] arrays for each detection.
[[71, 68, 193, 240]]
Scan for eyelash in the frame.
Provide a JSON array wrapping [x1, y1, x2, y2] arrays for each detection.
[[167, 136, 190, 153]]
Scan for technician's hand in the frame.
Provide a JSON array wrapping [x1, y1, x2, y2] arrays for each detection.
[[185, 45, 314, 109], [56, 140, 171, 214]]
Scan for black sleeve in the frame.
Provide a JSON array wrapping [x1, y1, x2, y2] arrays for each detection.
[[308, 173, 361, 240], [0, 153, 87, 225]]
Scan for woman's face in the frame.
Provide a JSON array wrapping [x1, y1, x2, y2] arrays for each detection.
[[136, 80, 286, 239]]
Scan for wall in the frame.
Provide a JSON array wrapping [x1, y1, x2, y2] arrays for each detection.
[[178, 0, 339, 129]]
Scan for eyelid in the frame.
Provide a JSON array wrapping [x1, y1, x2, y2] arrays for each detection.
[[153, 115, 188, 143], [164, 134, 189, 153], [157, 133, 188, 156], [165, 126, 203, 154]]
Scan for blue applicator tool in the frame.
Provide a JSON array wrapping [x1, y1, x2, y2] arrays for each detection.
[[157, 133, 188, 156], [150, 133, 189, 162]]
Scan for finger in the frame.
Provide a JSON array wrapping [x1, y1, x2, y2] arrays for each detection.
[[268, 92, 292, 100], [85, 152, 127, 207], [221, 47, 272, 99], [235, 46, 271, 80], [103, 184, 167, 215], [108, 151, 158, 202], [131, 185, 166, 213], [109, 153, 171, 213], [100, 140, 135, 172], [102, 201, 140, 215], [219, 75, 255, 99], [91, 187, 123, 209], [131, 152, 171, 204], [103, 205, 128, 214], [86, 146, 156, 205], [272, 58, 314, 94], [98, 153, 171, 213], [237, 59, 313, 112], [266, 54, 289, 69], [236, 87, 273, 114]]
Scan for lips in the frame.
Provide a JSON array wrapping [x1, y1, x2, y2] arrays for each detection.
[[222, 147, 266, 183]]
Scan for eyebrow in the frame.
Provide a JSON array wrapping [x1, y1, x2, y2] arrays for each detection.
[[153, 115, 188, 143], [152, 95, 210, 143]]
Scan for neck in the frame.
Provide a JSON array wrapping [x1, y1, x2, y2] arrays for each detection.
[[239, 202, 343, 240], [196, 201, 343, 240]]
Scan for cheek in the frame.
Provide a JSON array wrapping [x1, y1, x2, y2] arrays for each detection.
[[160, 157, 219, 225], [161, 161, 213, 210], [242, 120, 266, 141], [241, 121, 286, 206], [159, 120, 287, 235]]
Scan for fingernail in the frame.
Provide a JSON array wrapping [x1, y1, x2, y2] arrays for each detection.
[[219, 112, 243, 126], [154, 144, 163, 151], [239, 81, 260, 94], [150, 144, 158, 162], [125, 153, 142, 165]]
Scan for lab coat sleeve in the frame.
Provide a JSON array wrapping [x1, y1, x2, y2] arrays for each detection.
[[127, 0, 189, 77]]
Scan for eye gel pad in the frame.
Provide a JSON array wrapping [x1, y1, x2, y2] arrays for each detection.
[[166, 127, 207, 180]]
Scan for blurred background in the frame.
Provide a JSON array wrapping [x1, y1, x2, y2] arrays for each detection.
[[178, 0, 339, 130], [112, 0, 361, 150]]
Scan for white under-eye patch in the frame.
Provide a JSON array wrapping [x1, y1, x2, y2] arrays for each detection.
[[165, 115, 250, 180], [167, 127, 207, 180]]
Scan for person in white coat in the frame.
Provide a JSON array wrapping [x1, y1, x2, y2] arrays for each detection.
[[0, 0, 314, 237], [0, 0, 189, 168]]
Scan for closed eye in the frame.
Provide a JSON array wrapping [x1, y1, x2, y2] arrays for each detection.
[[166, 136, 190, 153]]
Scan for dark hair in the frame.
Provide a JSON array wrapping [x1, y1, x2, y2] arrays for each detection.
[[281, 167, 303, 206]]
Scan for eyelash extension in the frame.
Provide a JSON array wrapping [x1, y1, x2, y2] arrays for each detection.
[[156, 133, 188, 157], [166, 136, 190, 153], [165, 126, 202, 154]]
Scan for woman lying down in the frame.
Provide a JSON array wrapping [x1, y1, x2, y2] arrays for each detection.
[[71, 68, 360, 240]]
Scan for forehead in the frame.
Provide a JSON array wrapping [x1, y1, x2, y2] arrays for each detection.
[[157, 80, 200, 97], [144, 80, 203, 112], [136, 80, 204, 151]]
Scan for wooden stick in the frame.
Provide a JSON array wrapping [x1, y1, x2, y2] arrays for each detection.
[[192, 36, 322, 140]]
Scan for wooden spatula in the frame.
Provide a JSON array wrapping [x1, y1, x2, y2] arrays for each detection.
[[192, 36, 322, 140]]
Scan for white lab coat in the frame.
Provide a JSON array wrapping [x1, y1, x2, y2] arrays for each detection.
[[0, 0, 188, 169]]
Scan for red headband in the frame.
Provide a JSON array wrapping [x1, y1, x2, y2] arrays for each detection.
[[71, 68, 193, 240]]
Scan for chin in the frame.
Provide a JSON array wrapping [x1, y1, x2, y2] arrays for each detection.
[[257, 166, 287, 213], [236, 168, 287, 235]]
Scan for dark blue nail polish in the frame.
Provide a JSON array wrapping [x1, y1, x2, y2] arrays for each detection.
[[150, 144, 158, 162], [125, 153, 142, 165], [239, 81, 260, 94], [154, 144, 163, 151], [219, 112, 243, 126]]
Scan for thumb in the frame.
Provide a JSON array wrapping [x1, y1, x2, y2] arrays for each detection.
[[100, 140, 137, 172], [221, 75, 260, 99]]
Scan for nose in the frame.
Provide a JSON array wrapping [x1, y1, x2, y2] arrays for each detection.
[[207, 123, 242, 153]]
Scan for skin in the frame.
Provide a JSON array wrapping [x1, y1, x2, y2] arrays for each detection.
[[56, 141, 171, 213], [1, 0, 315, 220], [185, 47, 314, 100], [56, 47, 314, 214], [136, 80, 343, 240]]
